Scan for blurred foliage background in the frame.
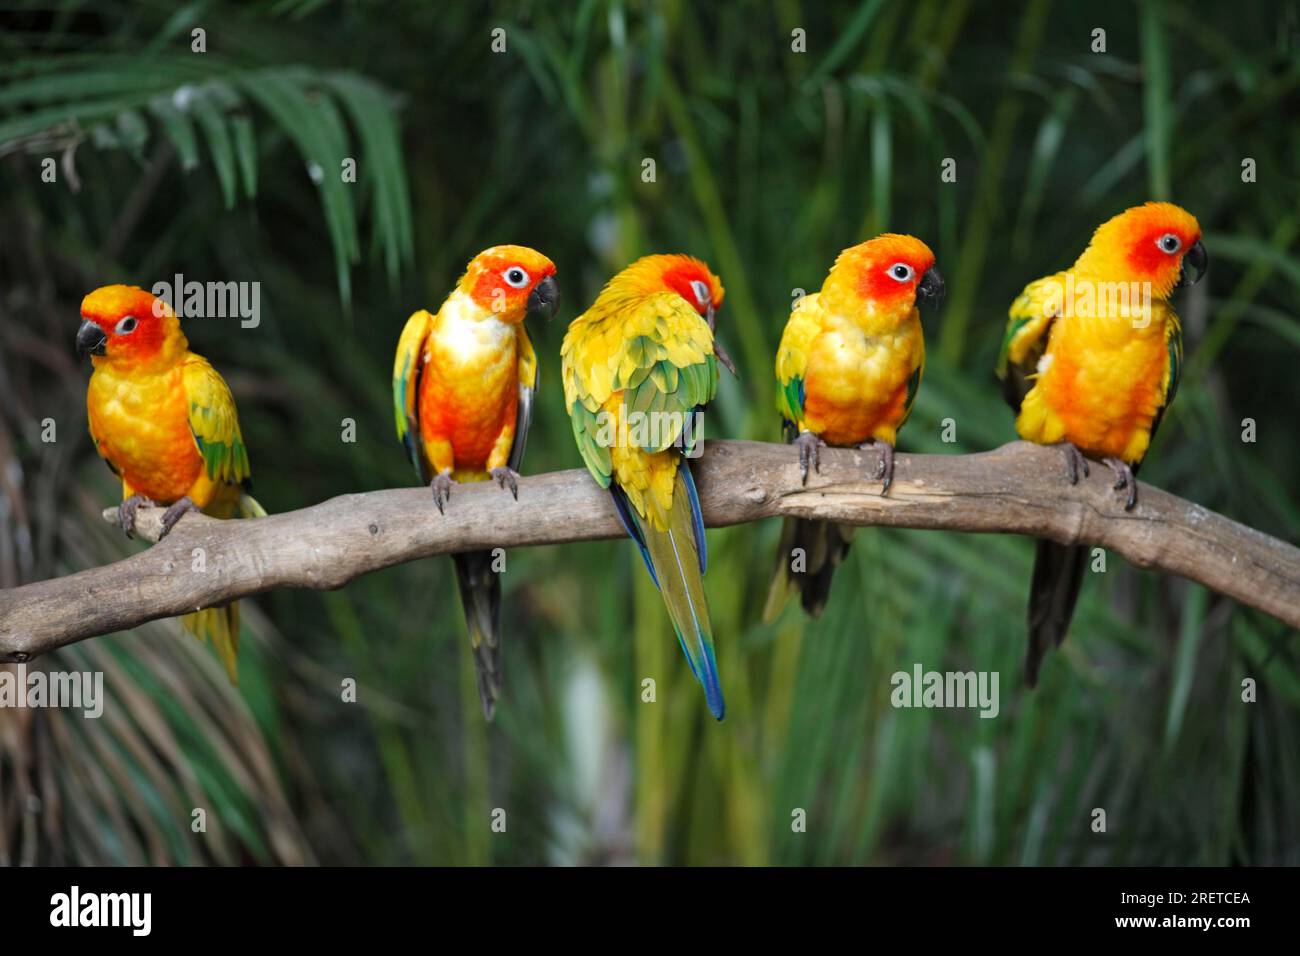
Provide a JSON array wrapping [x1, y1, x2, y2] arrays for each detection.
[[1, 0, 1298, 865]]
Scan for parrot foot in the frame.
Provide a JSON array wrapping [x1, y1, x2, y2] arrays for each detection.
[[117, 494, 156, 539], [1102, 457, 1138, 511], [794, 431, 825, 486], [159, 496, 200, 539], [713, 339, 739, 378], [430, 472, 455, 515], [859, 439, 896, 495], [1057, 442, 1091, 485], [490, 466, 520, 500]]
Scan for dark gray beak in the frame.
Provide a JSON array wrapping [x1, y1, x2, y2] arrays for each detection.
[[917, 267, 945, 308], [1177, 240, 1208, 288], [526, 275, 560, 320], [76, 320, 107, 357]]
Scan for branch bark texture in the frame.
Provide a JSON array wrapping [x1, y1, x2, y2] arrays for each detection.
[[1, 440, 1297, 661]]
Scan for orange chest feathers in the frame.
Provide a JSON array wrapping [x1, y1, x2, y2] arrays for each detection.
[[417, 310, 520, 470], [1037, 314, 1171, 459], [87, 363, 203, 502]]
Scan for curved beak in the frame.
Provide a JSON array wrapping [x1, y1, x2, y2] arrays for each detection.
[[76, 319, 107, 358], [526, 275, 560, 321], [1178, 240, 1208, 288], [916, 267, 945, 309], [706, 304, 717, 331]]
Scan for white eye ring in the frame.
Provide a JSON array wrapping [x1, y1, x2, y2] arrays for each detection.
[[503, 267, 530, 289], [888, 263, 914, 283], [690, 279, 711, 305], [115, 316, 138, 335], [1157, 233, 1182, 254]]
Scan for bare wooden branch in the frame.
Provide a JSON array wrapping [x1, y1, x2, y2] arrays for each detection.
[[1, 439, 1297, 661]]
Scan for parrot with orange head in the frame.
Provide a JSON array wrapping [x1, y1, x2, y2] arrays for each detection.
[[561, 254, 728, 720], [764, 234, 943, 620], [393, 245, 560, 719], [78, 284, 265, 682], [997, 201, 1207, 684]]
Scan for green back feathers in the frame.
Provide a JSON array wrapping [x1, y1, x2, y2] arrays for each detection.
[[182, 358, 252, 487], [564, 293, 719, 488]]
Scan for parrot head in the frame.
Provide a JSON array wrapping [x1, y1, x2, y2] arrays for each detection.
[[609, 254, 726, 329], [458, 245, 560, 324], [826, 233, 943, 315], [77, 285, 185, 367], [1079, 201, 1207, 297]]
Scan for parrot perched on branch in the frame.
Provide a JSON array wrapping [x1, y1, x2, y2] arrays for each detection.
[[393, 245, 559, 719], [560, 254, 728, 720], [997, 201, 1206, 685], [78, 284, 266, 682], [765, 235, 943, 620]]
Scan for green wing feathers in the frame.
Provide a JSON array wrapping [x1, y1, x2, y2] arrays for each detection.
[[1149, 314, 1183, 445], [180, 356, 263, 685], [182, 358, 252, 488], [562, 293, 718, 487], [997, 274, 1064, 412], [392, 308, 433, 482]]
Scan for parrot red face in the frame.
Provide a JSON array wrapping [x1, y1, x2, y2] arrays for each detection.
[[461, 245, 560, 323], [843, 234, 943, 311], [660, 257, 726, 321], [77, 285, 173, 365], [1113, 203, 1206, 291]]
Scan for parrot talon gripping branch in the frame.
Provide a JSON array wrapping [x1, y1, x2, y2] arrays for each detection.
[[1102, 457, 1138, 511], [3, 439, 1298, 675], [794, 431, 825, 485], [1057, 441, 1090, 485], [116, 493, 156, 539]]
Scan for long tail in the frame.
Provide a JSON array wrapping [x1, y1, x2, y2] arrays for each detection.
[[1025, 540, 1087, 686], [182, 491, 266, 684], [182, 605, 241, 683], [612, 465, 724, 720], [452, 550, 503, 720], [763, 517, 855, 622]]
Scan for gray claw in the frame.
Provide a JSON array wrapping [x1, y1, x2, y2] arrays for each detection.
[[117, 494, 155, 539], [794, 431, 824, 486], [430, 472, 455, 514], [1103, 457, 1138, 511], [1059, 442, 1090, 485], [158, 496, 200, 539], [490, 467, 520, 500], [860, 439, 895, 495]]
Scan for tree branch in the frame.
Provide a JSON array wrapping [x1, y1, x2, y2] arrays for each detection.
[[2, 439, 1297, 661]]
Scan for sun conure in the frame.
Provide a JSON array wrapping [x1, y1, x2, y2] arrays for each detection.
[[765, 235, 943, 620], [78, 284, 266, 682], [393, 245, 559, 719], [560, 254, 727, 719], [997, 201, 1206, 685]]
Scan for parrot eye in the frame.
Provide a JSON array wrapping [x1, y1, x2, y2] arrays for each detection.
[[1157, 233, 1182, 254], [888, 263, 914, 283], [690, 279, 711, 307], [115, 316, 138, 335], [503, 267, 530, 289]]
